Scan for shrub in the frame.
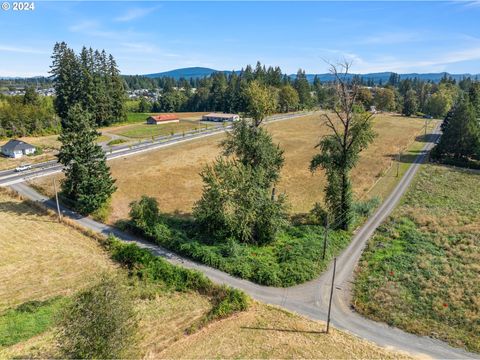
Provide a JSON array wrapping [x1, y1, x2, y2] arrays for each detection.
[[309, 202, 328, 225], [353, 196, 381, 218], [129, 196, 160, 234], [56, 274, 138, 359]]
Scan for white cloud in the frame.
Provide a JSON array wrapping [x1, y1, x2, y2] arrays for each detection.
[[114, 6, 160, 22], [0, 45, 49, 55]]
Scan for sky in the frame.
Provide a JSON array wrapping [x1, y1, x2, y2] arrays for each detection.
[[1, 1, 480, 77]]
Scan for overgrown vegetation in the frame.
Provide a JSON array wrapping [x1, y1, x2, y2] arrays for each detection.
[[0, 93, 59, 138], [57, 274, 138, 359], [354, 164, 480, 353], [108, 237, 249, 330], [125, 195, 379, 286]]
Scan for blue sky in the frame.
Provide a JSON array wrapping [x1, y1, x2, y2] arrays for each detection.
[[1, 1, 480, 77]]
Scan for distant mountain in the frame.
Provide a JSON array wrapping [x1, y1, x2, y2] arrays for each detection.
[[143, 67, 227, 80], [142, 67, 480, 84], [302, 72, 480, 84]]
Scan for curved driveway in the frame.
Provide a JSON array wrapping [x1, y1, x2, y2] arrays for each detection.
[[9, 124, 479, 359]]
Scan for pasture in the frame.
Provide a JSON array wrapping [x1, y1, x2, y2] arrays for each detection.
[[105, 120, 215, 139], [31, 113, 429, 224], [354, 164, 480, 353]]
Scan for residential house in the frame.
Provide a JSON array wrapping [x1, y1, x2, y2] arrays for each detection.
[[1, 139, 36, 158]]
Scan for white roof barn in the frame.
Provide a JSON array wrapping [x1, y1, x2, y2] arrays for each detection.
[[202, 113, 240, 122]]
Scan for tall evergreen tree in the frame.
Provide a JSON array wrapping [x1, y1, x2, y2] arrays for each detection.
[[57, 104, 116, 214], [433, 97, 480, 161], [294, 69, 313, 109]]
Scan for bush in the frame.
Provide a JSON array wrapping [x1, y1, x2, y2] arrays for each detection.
[[56, 274, 138, 359], [129, 196, 160, 234], [353, 196, 381, 218]]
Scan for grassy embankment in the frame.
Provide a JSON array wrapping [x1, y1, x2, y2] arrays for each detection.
[[354, 164, 480, 353], [31, 113, 432, 287], [0, 188, 411, 359]]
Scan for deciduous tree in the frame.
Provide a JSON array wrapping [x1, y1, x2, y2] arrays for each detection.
[[310, 63, 376, 230]]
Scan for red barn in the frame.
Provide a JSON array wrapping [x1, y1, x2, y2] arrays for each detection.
[[146, 114, 180, 125]]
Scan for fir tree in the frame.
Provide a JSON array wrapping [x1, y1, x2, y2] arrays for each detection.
[[57, 104, 116, 214]]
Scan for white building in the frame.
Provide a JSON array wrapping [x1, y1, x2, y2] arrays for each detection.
[[202, 113, 240, 122], [1, 139, 36, 158]]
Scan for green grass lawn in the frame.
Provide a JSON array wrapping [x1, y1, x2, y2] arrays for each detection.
[[111, 121, 213, 139], [354, 164, 480, 353]]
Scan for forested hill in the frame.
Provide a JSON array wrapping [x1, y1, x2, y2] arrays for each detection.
[[140, 67, 480, 84], [4, 69, 479, 86]]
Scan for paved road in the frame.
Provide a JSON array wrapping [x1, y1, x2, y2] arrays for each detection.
[[8, 123, 479, 359], [0, 112, 313, 186]]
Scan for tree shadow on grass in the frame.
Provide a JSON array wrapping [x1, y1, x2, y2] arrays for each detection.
[[0, 200, 57, 223], [415, 133, 440, 143], [241, 326, 326, 334], [385, 150, 426, 164]]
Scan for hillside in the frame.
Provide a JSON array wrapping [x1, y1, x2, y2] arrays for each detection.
[[141, 67, 479, 83]]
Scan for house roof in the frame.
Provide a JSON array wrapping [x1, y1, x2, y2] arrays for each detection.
[[149, 114, 179, 122], [1, 139, 36, 152], [203, 113, 239, 118]]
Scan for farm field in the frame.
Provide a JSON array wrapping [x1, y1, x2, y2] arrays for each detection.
[[0, 189, 411, 359], [354, 164, 480, 353], [0, 189, 113, 311], [122, 111, 209, 125], [30, 112, 429, 224], [105, 119, 215, 139]]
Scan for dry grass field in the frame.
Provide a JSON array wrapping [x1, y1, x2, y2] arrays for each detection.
[[157, 303, 414, 359], [0, 189, 114, 311], [31, 113, 428, 224]]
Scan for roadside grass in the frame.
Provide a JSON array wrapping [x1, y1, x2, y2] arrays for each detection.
[[107, 138, 127, 146], [354, 164, 480, 353]]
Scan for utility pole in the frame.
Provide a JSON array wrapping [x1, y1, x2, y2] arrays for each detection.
[[396, 151, 402, 177], [53, 178, 62, 222], [326, 257, 337, 334], [322, 216, 329, 260], [271, 187, 276, 201]]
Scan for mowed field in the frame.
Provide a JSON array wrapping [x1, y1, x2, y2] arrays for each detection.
[[0, 189, 113, 312], [0, 189, 412, 359], [31, 113, 428, 224], [105, 119, 215, 139]]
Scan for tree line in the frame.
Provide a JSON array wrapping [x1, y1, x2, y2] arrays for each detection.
[[50, 42, 126, 127], [0, 88, 59, 138]]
